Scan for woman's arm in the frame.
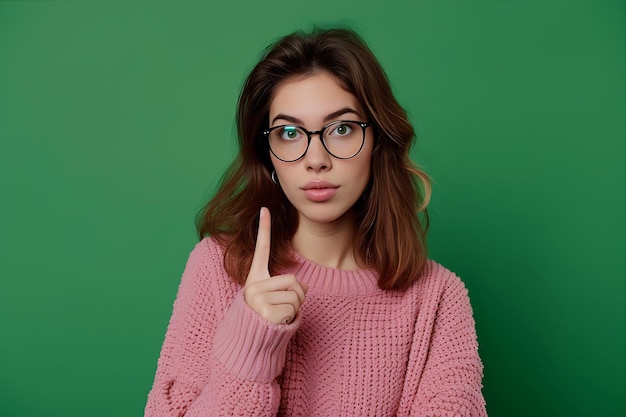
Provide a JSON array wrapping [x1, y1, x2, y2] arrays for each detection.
[[144, 239, 299, 416], [408, 270, 487, 417]]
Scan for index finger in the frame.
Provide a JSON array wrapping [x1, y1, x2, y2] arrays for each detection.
[[248, 207, 271, 279]]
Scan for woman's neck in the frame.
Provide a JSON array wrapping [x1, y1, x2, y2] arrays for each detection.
[[291, 214, 362, 271]]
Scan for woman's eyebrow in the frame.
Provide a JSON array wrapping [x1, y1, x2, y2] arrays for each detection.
[[271, 107, 361, 126], [271, 114, 303, 125], [323, 107, 360, 123]]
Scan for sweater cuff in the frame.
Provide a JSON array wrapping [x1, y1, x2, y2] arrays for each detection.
[[212, 289, 300, 383]]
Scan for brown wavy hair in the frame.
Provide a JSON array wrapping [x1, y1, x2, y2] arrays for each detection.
[[196, 27, 431, 291]]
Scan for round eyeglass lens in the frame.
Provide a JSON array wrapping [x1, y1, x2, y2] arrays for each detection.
[[268, 125, 309, 161], [322, 121, 364, 159]]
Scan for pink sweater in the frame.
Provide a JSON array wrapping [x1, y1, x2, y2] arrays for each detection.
[[145, 238, 486, 416]]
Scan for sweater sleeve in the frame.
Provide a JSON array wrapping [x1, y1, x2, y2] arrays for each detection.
[[144, 239, 300, 417], [410, 271, 487, 417]]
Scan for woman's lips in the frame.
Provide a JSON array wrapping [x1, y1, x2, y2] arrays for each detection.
[[301, 181, 339, 202]]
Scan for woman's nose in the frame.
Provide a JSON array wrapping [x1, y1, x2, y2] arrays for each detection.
[[304, 134, 332, 171]]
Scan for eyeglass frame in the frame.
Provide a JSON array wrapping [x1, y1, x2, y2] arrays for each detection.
[[260, 120, 371, 162]]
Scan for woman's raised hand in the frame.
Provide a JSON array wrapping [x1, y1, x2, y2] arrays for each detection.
[[244, 207, 307, 324]]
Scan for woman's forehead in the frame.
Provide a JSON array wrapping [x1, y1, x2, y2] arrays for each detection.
[[269, 72, 365, 125]]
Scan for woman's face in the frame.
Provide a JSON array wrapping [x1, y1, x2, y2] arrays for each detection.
[[268, 71, 374, 229]]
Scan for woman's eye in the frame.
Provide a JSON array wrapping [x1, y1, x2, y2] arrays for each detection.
[[332, 124, 352, 136], [281, 126, 300, 140]]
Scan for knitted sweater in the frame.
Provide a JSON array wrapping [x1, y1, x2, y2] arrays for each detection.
[[145, 237, 486, 416]]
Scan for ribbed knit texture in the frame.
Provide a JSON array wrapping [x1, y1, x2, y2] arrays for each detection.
[[145, 238, 486, 416]]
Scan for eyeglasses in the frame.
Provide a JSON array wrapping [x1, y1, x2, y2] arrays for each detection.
[[261, 120, 370, 162]]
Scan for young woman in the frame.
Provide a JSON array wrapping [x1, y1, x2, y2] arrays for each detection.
[[145, 28, 486, 416]]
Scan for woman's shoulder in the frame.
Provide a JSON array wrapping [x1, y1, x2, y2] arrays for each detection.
[[412, 259, 471, 300], [186, 236, 226, 264], [421, 259, 461, 281], [179, 236, 234, 288]]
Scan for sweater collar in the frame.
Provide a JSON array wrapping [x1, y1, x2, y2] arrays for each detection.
[[286, 252, 381, 295]]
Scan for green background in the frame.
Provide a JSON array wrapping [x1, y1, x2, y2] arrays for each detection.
[[0, 1, 623, 416]]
